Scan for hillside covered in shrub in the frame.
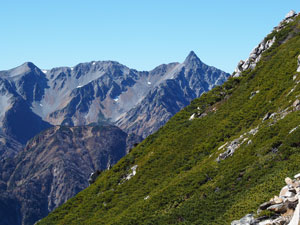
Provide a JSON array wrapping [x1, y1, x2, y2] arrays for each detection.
[[39, 12, 300, 225]]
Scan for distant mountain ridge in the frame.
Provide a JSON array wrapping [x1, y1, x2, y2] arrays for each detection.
[[0, 51, 229, 143]]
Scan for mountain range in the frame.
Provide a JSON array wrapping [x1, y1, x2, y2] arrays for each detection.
[[0, 51, 228, 145], [38, 10, 300, 225]]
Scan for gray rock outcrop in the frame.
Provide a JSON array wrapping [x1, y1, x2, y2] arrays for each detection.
[[297, 55, 300, 72], [232, 173, 300, 225], [88, 170, 102, 185], [217, 126, 258, 162], [233, 10, 299, 78], [286, 10, 297, 19], [233, 36, 276, 77], [231, 214, 255, 225]]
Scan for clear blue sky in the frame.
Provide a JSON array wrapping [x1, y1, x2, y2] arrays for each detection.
[[1, 0, 299, 73]]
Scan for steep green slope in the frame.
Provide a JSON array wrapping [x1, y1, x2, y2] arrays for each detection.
[[40, 15, 300, 225]]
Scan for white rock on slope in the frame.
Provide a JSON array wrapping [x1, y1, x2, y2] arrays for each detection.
[[126, 165, 138, 180], [286, 10, 297, 19], [233, 36, 276, 78], [294, 174, 300, 179], [217, 126, 259, 162], [231, 214, 255, 225], [288, 195, 300, 225], [189, 113, 195, 121]]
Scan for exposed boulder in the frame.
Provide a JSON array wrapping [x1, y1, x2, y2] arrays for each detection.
[[263, 112, 272, 121], [259, 201, 274, 210], [280, 185, 296, 198], [285, 177, 293, 185], [248, 127, 259, 136], [293, 99, 300, 107], [88, 170, 102, 185], [293, 99, 300, 111], [125, 165, 138, 180], [289, 199, 300, 225], [294, 174, 300, 179], [297, 55, 300, 72], [267, 202, 288, 214], [231, 214, 255, 225], [217, 126, 259, 162], [250, 90, 260, 99], [275, 10, 298, 31], [119, 165, 138, 185], [286, 10, 297, 19], [217, 138, 240, 161], [189, 113, 195, 121]]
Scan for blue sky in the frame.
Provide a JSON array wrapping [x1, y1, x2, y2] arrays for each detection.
[[0, 0, 299, 73]]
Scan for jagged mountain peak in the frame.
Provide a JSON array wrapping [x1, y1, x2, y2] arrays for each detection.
[[116, 51, 229, 138], [15, 62, 40, 73], [21, 62, 36, 69], [183, 50, 202, 66]]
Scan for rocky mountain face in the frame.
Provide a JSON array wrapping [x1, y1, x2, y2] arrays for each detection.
[[117, 51, 229, 137], [0, 52, 229, 144], [39, 11, 300, 225], [0, 124, 141, 225], [0, 63, 52, 144], [41, 51, 228, 135], [0, 132, 22, 161]]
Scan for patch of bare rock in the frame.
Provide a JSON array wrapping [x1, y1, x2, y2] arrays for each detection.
[[232, 173, 300, 225]]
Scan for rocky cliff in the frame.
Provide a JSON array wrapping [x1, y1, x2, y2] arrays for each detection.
[[0, 132, 22, 161], [0, 63, 52, 144], [116, 51, 229, 137]]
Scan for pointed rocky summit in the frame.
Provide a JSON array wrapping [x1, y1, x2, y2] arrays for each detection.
[[184, 51, 202, 65]]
